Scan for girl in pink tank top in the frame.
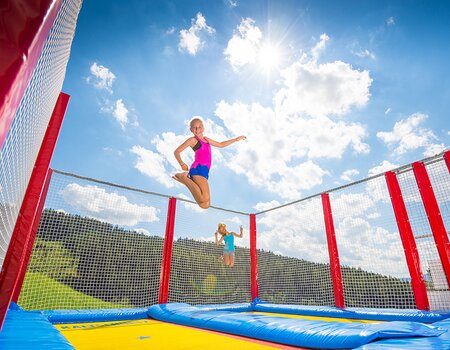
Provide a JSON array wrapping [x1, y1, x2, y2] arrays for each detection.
[[173, 117, 246, 209]]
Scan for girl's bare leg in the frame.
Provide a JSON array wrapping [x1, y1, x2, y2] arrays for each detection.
[[173, 173, 210, 209], [229, 254, 235, 267], [223, 254, 230, 266]]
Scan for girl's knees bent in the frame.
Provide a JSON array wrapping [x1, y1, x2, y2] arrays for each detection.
[[199, 200, 210, 209]]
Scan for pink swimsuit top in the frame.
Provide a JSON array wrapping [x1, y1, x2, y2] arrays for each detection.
[[191, 136, 211, 169]]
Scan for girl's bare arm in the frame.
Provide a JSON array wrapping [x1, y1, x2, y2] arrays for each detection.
[[232, 226, 244, 238], [205, 136, 246, 148], [174, 137, 196, 170]]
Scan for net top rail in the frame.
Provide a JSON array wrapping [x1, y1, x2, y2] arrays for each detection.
[[52, 149, 447, 217], [254, 150, 448, 215], [51, 168, 249, 216]]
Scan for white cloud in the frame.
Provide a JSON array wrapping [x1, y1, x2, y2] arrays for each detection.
[[354, 49, 376, 60], [341, 169, 359, 182], [179, 12, 215, 55], [254, 200, 281, 213], [224, 17, 262, 70], [225, 0, 238, 8], [140, 34, 372, 202], [376, 113, 443, 156], [311, 33, 329, 61], [274, 59, 372, 117], [366, 160, 399, 203], [335, 216, 408, 277], [225, 216, 243, 226], [60, 183, 159, 226], [112, 99, 129, 129], [214, 100, 368, 199], [387, 17, 395, 26], [87, 62, 116, 93], [100, 99, 130, 129], [368, 160, 399, 177], [257, 193, 408, 277], [423, 143, 446, 157], [103, 147, 123, 157], [166, 27, 176, 35], [130, 145, 173, 188]]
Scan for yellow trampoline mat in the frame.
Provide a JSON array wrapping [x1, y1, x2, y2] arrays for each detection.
[[247, 311, 378, 323], [55, 319, 299, 350]]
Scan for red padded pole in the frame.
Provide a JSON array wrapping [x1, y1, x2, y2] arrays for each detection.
[[12, 168, 54, 302], [158, 197, 176, 304], [385, 171, 429, 310], [321, 193, 345, 308], [412, 162, 450, 288], [0, 92, 70, 330], [444, 151, 450, 172], [250, 214, 259, 301], [0, 0, 63, 149]]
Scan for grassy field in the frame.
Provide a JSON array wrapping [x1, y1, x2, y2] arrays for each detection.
[[18, 272, 132, 310]]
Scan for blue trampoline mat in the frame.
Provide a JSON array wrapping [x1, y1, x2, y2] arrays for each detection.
[[148, 302, 450, 349], [1, 302, 449, 349]]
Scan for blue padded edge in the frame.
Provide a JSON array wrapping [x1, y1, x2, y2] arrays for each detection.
[[43, 307, 149, 324], [355, 317, 450, 349], [0, 307, 74, 350], [148, 303, 446, 349], [194, 303, 253, 312], [254, 302, 450, 323]]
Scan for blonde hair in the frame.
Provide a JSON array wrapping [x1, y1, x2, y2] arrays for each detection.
[[217, 222, 227, 235], [189, 117, 204, 129]]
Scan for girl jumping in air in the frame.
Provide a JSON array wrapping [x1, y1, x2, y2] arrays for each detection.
[[215, 223, 243, 268], [173, 117, 246, 209]]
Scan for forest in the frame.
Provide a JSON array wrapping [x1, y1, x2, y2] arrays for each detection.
[[22, 208, 417, 309]]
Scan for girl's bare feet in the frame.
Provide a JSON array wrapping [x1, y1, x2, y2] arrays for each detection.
[[172, 172, 189, 184]]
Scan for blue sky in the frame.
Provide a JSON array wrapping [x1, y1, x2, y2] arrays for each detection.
[[54, 0, 450, 216]]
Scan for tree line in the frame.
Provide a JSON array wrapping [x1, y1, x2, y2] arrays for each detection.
[[26, 209, 416, 309]]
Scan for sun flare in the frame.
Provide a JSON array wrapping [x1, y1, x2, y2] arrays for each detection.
[[258, 43, 281, 72]]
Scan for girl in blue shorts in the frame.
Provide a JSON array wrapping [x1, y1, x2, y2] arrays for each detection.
[[215, 223, 243, 267]]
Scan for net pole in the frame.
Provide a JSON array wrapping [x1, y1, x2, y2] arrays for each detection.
[[412, 162, 450, 288], [0, 92, 69, 329], [385, 171, 430, 310], [0, 0, 63, 150], [444, 150, 450, 172], [250, 213, 259, 301], [158, 197, 176, 304], [12, 168, 54, 302], [321, 193, 345, 308]]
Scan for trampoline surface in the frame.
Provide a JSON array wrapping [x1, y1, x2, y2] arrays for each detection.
[[56, 318, 302, 350]]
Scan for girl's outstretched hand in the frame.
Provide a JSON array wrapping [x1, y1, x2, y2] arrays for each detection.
[[236, 136, 246, 141]]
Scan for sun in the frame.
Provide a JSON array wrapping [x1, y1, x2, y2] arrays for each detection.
[[258, 43, 281, 72]]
